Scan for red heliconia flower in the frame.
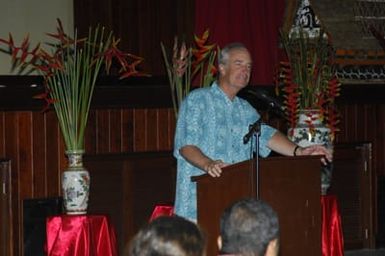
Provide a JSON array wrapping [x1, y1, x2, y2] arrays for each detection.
[[194, 29, 210, 48], [119, 55, 149, 79], [33, 91, 58, 113], [192, 29, 216, 70], [325, 106, 340, 142], [172, 41, 188, 78], [327, 76, 341, 101], [46, 18, 79, 49], [0, 18, 148, 113]]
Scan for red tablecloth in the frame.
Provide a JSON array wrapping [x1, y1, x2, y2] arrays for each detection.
[[321, 195, 344, 256], [46, 215, 117, 256], [149, 205, 174, 221]]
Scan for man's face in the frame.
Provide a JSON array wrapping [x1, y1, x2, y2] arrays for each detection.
[[219, 48, 252, 90]]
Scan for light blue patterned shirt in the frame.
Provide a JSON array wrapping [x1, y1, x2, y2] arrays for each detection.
[[173, 82, 277, 220]]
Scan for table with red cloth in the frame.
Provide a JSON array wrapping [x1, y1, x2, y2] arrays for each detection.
[[321, 194, 344, 256], [149, 205, 174, 221], [46, 214, 117, 256]]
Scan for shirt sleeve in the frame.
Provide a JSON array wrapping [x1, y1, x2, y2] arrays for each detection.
[[173, 91, 205, 159], [258, 123, 277, 157]]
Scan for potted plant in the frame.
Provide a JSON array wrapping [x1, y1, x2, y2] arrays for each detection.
[[278, 28, 340, 141], [0, 19, 147, 214], [277, 27, 341, 194]]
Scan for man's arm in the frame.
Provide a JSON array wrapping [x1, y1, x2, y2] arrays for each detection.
[[267, 131, 332, 162], [179, 145, 227, 177], [267, 131, 298, 156]]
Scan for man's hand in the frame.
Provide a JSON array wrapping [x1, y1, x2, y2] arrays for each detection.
[[203, 160, 228, 177], [297, 145, 333, 165]]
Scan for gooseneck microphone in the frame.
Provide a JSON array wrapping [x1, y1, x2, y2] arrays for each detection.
[[243, 120, 262, 144], [247, 89, 285, 112]]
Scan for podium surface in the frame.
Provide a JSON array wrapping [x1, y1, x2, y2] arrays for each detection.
[[192, 156, 321, 256]]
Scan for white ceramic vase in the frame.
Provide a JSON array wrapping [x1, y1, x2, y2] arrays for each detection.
[[62, 150, 90, 214], [288, 110, 333, 195]]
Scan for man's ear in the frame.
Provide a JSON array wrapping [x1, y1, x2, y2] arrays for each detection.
[[265, 238, 279, 256], [218, 64, 226, 75], [217, 236, 222, 250]]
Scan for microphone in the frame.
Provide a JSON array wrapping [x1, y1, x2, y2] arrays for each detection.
[[243, 120, 262, 144], [248, 89, 285, 113]]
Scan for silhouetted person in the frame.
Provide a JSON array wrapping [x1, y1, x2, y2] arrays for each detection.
[[218, 198, 279, 256], [128, 216, 206, 256]]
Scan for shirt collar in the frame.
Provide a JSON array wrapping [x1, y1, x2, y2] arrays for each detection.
[[211, 81, 240, 105]]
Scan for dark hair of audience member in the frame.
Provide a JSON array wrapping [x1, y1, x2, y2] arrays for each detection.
[[220, 198, 279, 256], [128, 215, 206, 256]]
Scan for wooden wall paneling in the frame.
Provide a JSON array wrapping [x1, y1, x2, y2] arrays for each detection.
[[167, 110, 176, 150], [335, 105, 347, 142], [123, 159, 135, 251], [363, 104, 375, 139], [377, 105, 385, 176], [370, 105, 380, 181], [58, 134, 67, 189], [146, 109, 159, 151], [133, 109, 147, 151], [45, 111, 61, 198], [4, 113, 20, 256], [109, 109, 123, 153], [355, 105, 366, 142], [86, 158, 129, 253], [345, 104, 356, 142], [17, 111, 34, 254], [85, 110, 97, 155], [18, 112, 33, 198], [32, 112, 47, 197], [158, 108, 173, 150], [96, 110, 111, 153], [363, 143, 376, 248], [73, 0, 195, 76], [122, 109, 134, 152], [18, 112, 33, 256], [84, 152, 176, 254], [0, 113, 4, 156], [349, 105, 358, 141]]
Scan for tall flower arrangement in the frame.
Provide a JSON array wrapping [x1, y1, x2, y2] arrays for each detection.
[[277, 28, 341, 140], [0, 19, 147, 151], [161, 29, 217, 117]]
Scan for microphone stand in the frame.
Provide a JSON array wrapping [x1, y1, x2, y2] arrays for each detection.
[[243, 119, 262, 199]]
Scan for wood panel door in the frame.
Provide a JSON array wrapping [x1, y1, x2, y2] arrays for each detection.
[[0, 159, 12, 256], [330, 143, 375, 249]]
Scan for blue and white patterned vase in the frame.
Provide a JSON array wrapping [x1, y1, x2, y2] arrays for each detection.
[[62, 150, 90, 214], [288, 109, 333, 195]]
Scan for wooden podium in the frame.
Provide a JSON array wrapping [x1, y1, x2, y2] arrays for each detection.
[[192, 156, 322, 256]]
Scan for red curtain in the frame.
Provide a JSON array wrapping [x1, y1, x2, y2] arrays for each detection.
[[195, 0, 286, 86]]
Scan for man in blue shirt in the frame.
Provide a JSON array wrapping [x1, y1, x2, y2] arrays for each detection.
[[173, 42, 331, 221]]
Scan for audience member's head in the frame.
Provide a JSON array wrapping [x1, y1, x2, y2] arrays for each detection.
[[219, 198, 279, 256], [128, 215, 206, 256]]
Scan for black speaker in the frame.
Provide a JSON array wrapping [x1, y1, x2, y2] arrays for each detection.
[[23, 197, 63, 256]]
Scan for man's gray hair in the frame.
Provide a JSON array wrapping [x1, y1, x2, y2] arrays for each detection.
[[218, 42, 248, 66]]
